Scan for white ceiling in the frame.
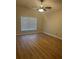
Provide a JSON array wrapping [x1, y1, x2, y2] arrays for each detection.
[[16, 0, 62, 11]]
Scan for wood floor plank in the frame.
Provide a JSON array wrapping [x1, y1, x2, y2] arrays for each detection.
[[16, 34, 62, 59]]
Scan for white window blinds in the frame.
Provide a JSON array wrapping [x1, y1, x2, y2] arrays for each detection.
[[21, 16, 37, 31]]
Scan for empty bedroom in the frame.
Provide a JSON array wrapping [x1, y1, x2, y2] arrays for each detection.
[[16, 0, 62, 59]]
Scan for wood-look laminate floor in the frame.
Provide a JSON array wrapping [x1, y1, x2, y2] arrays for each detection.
[[16, 34, 62, 59]]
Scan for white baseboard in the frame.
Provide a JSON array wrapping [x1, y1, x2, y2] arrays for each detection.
[[16, 32, 62, 40], [43, 32, 62, 40]]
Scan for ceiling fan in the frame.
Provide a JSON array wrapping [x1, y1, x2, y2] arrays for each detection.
[[37, 0, 52, 12]]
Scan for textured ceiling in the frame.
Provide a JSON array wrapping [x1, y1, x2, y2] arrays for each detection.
[[16, 0, 62, 11]]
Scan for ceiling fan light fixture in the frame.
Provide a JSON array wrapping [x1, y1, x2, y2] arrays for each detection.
[[38, 8, 44, 12]]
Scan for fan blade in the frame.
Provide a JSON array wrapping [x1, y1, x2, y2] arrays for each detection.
[[45, 7, 52, 9], [43, 9, 47, 11]]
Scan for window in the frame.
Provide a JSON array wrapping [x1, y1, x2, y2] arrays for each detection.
[[21, 16, 37, 31]]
